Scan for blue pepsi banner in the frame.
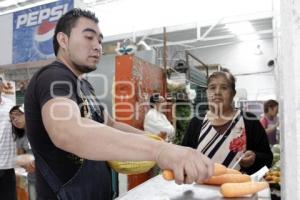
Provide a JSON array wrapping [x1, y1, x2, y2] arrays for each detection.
[[13, 0, 73, 64]]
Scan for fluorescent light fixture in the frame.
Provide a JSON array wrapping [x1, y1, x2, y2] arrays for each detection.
[[226, 21, 255, 34], [226, 21, 258, 41], [83, 0, 96, 3], [239, 34, 259, 41]]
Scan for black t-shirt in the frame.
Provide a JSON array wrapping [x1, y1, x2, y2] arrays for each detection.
[[25, 61, 111, 198]]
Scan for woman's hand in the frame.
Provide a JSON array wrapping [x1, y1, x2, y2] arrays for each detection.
[[239, 150, 256, 168], [15, 154, 36, 173], [23, 160, 35, 173]]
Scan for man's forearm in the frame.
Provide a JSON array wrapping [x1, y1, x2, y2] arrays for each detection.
[[43, 98, 161, 162], [56, 117, 163, 161], [111, 121, 145, 135]]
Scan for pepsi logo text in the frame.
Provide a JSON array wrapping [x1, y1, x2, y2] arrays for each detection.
[[16, 4, 68, 29]]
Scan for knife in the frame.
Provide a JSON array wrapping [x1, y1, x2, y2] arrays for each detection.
[[231, 153, 246, 169]]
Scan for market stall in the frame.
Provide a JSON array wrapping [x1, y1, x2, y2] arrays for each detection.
[[117, 175, 270, 200]]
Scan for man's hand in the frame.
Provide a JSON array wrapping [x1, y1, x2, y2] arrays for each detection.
[[155, 143, 214, 185], [239, 150, 256, 168]]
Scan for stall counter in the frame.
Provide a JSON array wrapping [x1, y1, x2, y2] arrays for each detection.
[[117, 175, 271, 200]]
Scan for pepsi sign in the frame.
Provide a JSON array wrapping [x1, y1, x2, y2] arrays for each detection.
[[13, 0, 73, 64]]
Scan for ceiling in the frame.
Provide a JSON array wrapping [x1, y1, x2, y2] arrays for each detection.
[[0, 0, 115, 15], [101, 16, 274, 56], [0, 0, 274, 64], [0, 0, 52, 14]]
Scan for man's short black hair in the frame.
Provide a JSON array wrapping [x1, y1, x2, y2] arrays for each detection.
[[149, 93, 160, 108], [53, 8, 99, 56]]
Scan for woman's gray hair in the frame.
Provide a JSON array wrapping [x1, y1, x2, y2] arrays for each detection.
[[207, 68, 236, 94]]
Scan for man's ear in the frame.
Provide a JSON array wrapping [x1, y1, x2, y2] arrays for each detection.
[[56, 32, 68, 51]]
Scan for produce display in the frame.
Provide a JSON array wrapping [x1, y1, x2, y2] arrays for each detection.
[[271, 144, 280, 169], [264, 144, 281, 184], [264, 144, 281, 199], [264, 170, 280, 184], [162, 163, 269, 198]]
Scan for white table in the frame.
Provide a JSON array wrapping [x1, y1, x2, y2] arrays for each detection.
[[117, 175, 271, 200]]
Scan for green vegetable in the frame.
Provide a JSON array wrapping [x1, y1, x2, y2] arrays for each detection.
[[272, 144, 280, 153]]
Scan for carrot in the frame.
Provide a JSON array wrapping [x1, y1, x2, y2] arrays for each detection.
[[162, 169, 174, 181], [220, 181, 269, 198], [214, 163, 227, 176], [225, 168, 241, 174], [162, 163, 227, 181], [200, 173, 251, 185]]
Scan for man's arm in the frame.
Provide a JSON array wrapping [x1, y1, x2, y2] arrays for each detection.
[[42, 97, 156, 161], [42, 97, 214, 184], [104, 111, 145, 135]]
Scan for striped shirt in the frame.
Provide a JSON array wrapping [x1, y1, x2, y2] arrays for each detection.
[[0, 96, 16, 169], [196, 110, 246, 169]]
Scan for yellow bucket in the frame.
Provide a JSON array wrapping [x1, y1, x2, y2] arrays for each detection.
[[108, 133, 163, 175]]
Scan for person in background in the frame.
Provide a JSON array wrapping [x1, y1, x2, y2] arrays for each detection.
[[9, 105, 36, 200], [25, 8, 213, 200], [260, 100, 279, 145], [182, 69, 273, 175], [144, 94, 175, 141], [0, 79, 17, 200], [144, 94, 175, 176]]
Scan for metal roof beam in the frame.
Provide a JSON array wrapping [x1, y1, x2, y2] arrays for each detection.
[[150, 29, 273, 48], [200, 18, 224, 40]]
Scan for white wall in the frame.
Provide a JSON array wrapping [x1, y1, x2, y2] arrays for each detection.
[[191, 39, 276, 100], [276, 0, 300, 199], [0, 13, 13, 65], [236, 73, 275, 100]]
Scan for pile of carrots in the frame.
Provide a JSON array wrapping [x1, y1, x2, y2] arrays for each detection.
[[162, 163, 269, 198]]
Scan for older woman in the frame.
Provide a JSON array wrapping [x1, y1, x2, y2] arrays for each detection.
[[182, 69, 273, 174]]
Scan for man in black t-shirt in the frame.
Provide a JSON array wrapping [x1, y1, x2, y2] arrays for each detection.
[[25, 8, 214, 200]]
